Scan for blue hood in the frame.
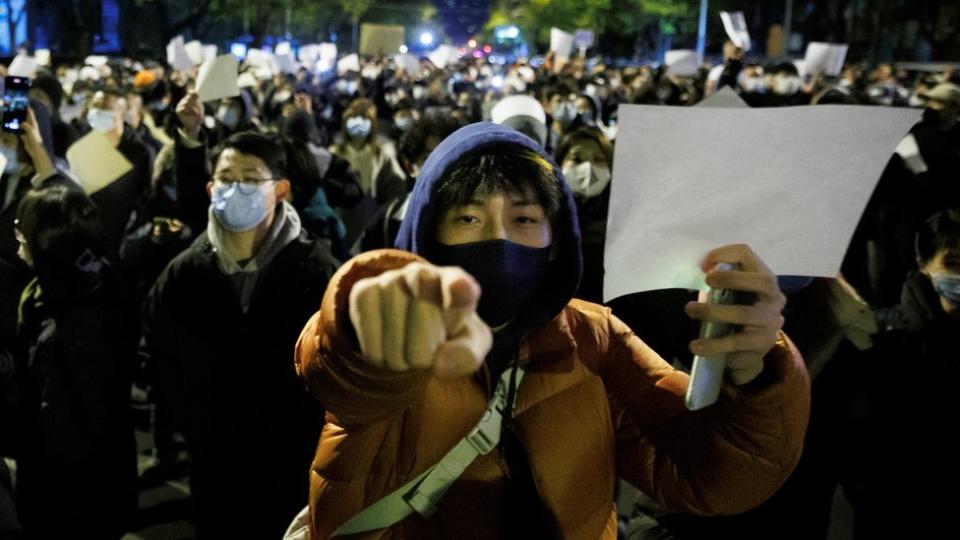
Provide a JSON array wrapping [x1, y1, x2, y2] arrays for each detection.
[[395, 122, 583, 330]]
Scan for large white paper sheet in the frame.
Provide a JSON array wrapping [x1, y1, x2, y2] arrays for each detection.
[[394, 53, 420, 75], [166, 36, 195, 71], [245, 48, 273, 69], [84, 55, 109, 68], [298, 44, 320, 65], [196, 54, 240, 103], [184, 40, 205, 65], [275, 42, 292, 56], [202, 44, 219, 62], [237, 71, 258, 88], [7, 55, 36, 78], [360, 23, 405, 56], [274, 53, 299, 74], [35, 49, 52, 67], [550, 28, 574, 59], [320, 43, 338, 62], [604, 105, 921, 300], [665, 50, 700, 77], [802, 42, 848, 77], [719, 11, 752, 51], [66, 131, 134, 195], [697, 86, 749, 108], [427, 46, 457, 70], [337, 53, 361, 74]]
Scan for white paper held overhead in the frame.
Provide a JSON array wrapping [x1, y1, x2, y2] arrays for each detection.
[[66, 131, 134, 195], [719, 11, 752, 51], [196, 54, 240, 103], [550, 28, 575, 59], [665, 50, 700, 77]]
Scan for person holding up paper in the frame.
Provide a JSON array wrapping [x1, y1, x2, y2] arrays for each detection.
[[79, 89, 154, 252], [9, 184, 137, 540], [294, 123, 809, 538]]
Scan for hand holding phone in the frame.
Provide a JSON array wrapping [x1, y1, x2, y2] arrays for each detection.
[[685, 263, 739, 411], [682, 244, 788, 410], [2, 76, 30, 134]]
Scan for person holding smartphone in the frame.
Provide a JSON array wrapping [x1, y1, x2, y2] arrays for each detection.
[[1, 104, 77, 358], [294, 123, 810, 538]]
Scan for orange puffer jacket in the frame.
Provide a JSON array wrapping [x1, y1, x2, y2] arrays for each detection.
[[296, 250, 811, 539]]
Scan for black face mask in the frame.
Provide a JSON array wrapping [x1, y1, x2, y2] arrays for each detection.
[[923, 107, 944, 125], [430, 239, 551, 328]]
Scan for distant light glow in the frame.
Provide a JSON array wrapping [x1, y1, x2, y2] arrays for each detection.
[[468, 39, 478, 48], [483, 45, 492, 54], [231, 43, 248, 59], [492, 76, 503, 87], [472, 50, 483, 58], [399, 44, 408, 53], [420, 32, 434, 46], [495, 26, 520, 40]]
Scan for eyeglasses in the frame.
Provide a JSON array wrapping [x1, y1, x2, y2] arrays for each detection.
[[212, 177, 275, 195]]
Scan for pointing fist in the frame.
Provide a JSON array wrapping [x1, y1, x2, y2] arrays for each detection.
[[349, 262, 493, 379]]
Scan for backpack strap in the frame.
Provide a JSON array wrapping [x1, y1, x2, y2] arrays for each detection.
[[332, 364, 526, 536]]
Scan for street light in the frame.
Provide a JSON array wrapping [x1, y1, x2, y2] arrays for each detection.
[[420, 32, 434, 46]]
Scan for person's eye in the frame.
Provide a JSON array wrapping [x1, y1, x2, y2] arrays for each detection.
[[454, 215, 480, 225], [515, 215, 542, 225]]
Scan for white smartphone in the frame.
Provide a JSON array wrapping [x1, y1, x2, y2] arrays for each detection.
[[685, 262, 738, 411]]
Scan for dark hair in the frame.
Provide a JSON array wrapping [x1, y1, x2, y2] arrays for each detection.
[[284, 138, 323, 210], [398, 113, 465, 166], [212, 131, 288, 179], [543, 81, 577, 102], [555, 124, 613, 166], [16, 186, 110, 304], [431, 144, 563, 228], [341, 97, 378, 143], [916, 208, 960, 265], [30, 74, 64, 110]]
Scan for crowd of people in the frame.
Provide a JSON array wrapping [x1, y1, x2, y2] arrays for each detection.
[[0, 38, 958, 539]]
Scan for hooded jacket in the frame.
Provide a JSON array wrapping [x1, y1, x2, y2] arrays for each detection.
[[296, 123, 810, 539]]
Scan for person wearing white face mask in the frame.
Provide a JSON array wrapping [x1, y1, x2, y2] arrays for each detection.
[[757, 63, 811, 107], [556, 125, 614, 303], [82, 89, 155, 252], [330, 98, 403, 200], [142, 131, 339, 539]]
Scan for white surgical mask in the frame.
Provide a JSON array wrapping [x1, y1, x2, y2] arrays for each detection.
[[562, 161, 612, 199], [773, 76, 802, 96], [87, 108, 116, 132], [216, 105, 240, 129]]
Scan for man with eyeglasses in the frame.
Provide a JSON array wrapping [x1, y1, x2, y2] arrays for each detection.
[[142, 131, 340, 539]]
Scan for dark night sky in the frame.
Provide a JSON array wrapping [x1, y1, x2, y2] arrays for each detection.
[[434, 0, 491, 44]]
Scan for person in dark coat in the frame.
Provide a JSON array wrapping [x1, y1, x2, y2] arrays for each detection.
[[80, 89, 155, 254], [142, 132, 339, 539], [862, 207, 960, 537], [0, 106, 76, 371], [10, 185, 137, 540]]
